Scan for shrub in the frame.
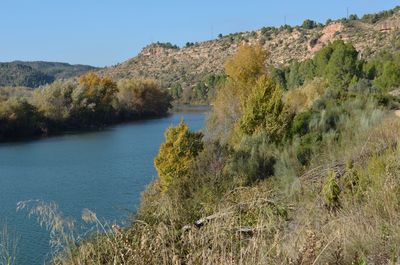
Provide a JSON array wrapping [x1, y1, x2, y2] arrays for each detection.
[[116, 79, 171, 117], [321, 171, 341, 210], [239, 75, 293, 142], [302, 19, 317, 29], [154, 120, 204, 192]]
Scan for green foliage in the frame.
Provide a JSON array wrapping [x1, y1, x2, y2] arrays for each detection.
[[365, 52, 400, 90], [302, 19, 317, 29], [191, 75, 225, 102], [361, 6, 400, 24], [281, 40, 362, 91], [0, 62, 96, 88], [185, 42, 197, 48], [227, 132, 277, 183], [325, 41, 359, 89], [154, 41, 179, 49], [291, 111, 312, 136], [154, 120, 204, 192], [170, 83, 183, 99], [239, 76, 293, 142], [0, 63, 54, 88]]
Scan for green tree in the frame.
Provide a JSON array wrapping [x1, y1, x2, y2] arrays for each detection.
[[239, 75, 293, 142], [325, 40, 359, 89], [154, 120, 203, 192], [170, 83, 183, 99], [302, 19, 317, 29]]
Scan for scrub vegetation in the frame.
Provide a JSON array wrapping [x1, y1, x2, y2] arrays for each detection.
[[18, 38, 400, 264]]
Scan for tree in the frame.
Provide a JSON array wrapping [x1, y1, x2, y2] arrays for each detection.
[[209, 44, 269, 142], [33, 81, 75, 121], [302, 19, 317, 29], [313, 44, 334, 76], [70, 73, 118, 125], [0, 98, 43, 139], [117, 79, 171, 117], [154, 120, 203, 192], [224, 43, 267, 92], [374, 60, 400, 90], [325, 41, 359, 89], [170, 83, 183, 99], [239, 75, 293, 142]]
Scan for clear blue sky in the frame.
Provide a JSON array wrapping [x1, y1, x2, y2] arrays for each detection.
[[0, 0, 398, 67]]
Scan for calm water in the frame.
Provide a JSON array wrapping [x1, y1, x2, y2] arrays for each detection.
[[0, 111, 206, 265]]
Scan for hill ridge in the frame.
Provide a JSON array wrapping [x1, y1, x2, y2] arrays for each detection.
[[100, 7, 400, 89]]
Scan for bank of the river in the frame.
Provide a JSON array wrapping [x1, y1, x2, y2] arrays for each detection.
[[0, 110, 206, 265]]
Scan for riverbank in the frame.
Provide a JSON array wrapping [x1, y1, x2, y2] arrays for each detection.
[[0, 75, 172, 142]]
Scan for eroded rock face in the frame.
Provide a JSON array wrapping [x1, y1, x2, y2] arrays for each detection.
[[308, 22, 344, 52], [377, 12, 400, 31]]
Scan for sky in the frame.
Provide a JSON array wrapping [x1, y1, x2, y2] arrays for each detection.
[[0, 0, 399, 67]]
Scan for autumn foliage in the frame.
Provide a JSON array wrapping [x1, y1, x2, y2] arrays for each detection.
[[154, 120, 203, 192]]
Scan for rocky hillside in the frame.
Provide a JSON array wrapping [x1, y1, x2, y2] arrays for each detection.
[[0, 61, 97, 88], [100, 7, 400, 89]]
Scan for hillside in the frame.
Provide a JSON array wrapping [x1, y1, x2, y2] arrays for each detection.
[[0, 61, 98, 88], [100, 7, 400, 89], [0, 63, 54, 88], [13, 61, 98, 79]]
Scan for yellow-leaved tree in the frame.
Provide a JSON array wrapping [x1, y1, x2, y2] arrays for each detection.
[[154, 120, 203, 192], [209, 43, 267, 142], [210, 43, 292, 144]]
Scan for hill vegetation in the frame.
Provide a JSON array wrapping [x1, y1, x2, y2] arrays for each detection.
[[0, 61, 97, 88]]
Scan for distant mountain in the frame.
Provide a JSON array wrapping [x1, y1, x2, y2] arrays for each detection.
[[100, 6, 400, 89], [0, 61, 98, 88]]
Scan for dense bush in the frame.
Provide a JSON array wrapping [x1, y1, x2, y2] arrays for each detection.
[[0, 97, 44, 140], [154, 120, 203, 192], [117, 79, 171, 117]]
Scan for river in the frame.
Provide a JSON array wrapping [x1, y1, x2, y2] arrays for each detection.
[[0, 110, 206, 265]]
